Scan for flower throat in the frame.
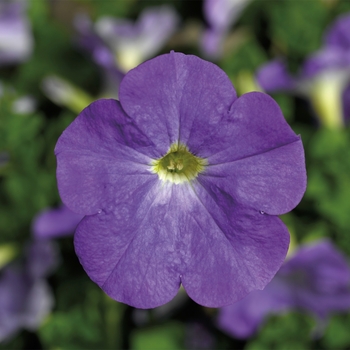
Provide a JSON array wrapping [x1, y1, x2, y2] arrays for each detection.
[[152, 144, 207, 184]]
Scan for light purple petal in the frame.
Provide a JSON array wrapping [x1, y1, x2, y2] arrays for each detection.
[[0, 266, 53, 342], [32, 204, 84, 239], [217, 240, 350, 339], [201, 28, 225, 59], [0, 267, 27, 342], [203, 0, 250, 32], [136, 6, 179, 58], [55, 99, 155, 215], [75, 180, 289, 308], [95, 6, 179, 68], [302, 48, 349, 78], [119, 52, 237, 158], [21, 279, 54, 331], [256, 60, 295, 93], [196, 92, 300, 161], [181, 183, 290, 307], [217, 278, 290, 338], [74, 14, 124, 94], [0, 1, 33, 65], [279, 240, 350, 318], [324, 13, 350, 50], [74, 182, 180, 309], [25, 240, 60, 279], [74, 14, 115, 68], [202, 140, 306, 215]]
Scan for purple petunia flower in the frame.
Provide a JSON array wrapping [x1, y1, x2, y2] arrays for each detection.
[[75, 6, 179, 75], [55, 52, 306, 309], [201, 0, 251, 59], [256, 13, 350, 128], [217, 240, 350, 339], [0, 0, 33, 66], [32, 204, 84, 240], [74, 14, 125, 98], [256, 59, 296, 93], [0, 240, 57, 342]]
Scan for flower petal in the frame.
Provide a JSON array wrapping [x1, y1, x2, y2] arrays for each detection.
[[256, 59, 295, 93], [204, 92, 300, 162], [75, 182, 183, 309], [181, 183, 290, 307], [55, 99, 155, 214], [119, 52, 237, 157], [75, 178, 289, 308], [201, 139, 306, 215], [32, 205, 83, 239], [324, 13, 350, 50], [217, 278, 290, 339]]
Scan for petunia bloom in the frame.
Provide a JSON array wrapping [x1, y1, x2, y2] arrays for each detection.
[[0, 240, 57, 342], [32, 204, 84, 240], [75, 6, 179, 74], [55, 52, 306, 309], [201, 0, 252, 59], [0, 0, 33, 66], [256, 13, 350, 128], [217, 240, 350, 339]]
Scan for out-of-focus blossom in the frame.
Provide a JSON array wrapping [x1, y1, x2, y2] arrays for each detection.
[[256, 13, 350, 129], [32, 204, 84, 240], [217, 240, 350, 339], [0, 240, 58, 343], [74, 14, 125, 97], [202, 0, 251, 59], [0, 0, 33, 65], [55, 52, 306, 309], [256, 59, 296, 93], [75, 5, 179, 74]]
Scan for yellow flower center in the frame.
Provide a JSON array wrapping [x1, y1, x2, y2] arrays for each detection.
[[152, 144, 207, 184]]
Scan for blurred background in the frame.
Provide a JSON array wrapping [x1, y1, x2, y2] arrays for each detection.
[[2, 0, 350, 349]]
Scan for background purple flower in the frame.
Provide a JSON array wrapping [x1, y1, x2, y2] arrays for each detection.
[[32, 204, 84, 240], [217, 240, 350, 339], [256, 12, 350, 128], [201, 0, 251, 59], [55, 52, 306, 309], [74, 14, 125, 98], [0, 0, 33, 65], [76, 5, 179, 74], [325, 13, 350, 49], [256, 59, 296, 93], [0, 240, 57, 343]]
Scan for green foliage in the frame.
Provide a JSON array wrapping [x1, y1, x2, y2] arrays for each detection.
[[131, 322, 185, 350], [39, 306, 104, 350], [266, 0, 328, 57], [247, 312, 315, 350], [323, 314, 350, 349], [0, 93, 52, 241], [221, 38, 267, 79], [305, 128, 350, 254]]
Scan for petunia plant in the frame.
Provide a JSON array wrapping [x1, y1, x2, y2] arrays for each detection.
[[256, 12, 350, 129], [217, 240, 350, 339], [55, 52, 306, 309]]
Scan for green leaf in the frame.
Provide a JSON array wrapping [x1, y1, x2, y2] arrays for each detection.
[[131, 322, 185, 350]]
